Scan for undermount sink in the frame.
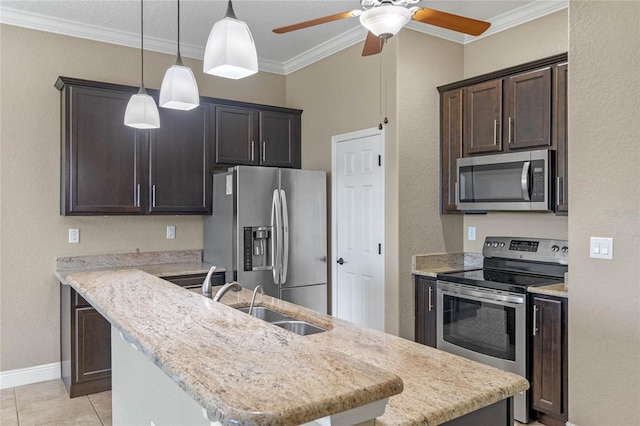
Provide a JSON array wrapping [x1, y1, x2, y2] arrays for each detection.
[[236, 306, 291, 323], [235, 307, 327, 336], [271, 320, 327, 336]]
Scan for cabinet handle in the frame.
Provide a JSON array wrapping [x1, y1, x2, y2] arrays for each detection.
[[428, 286, 433, 312], [493, 119, 500, 145], [152, 185, 156, 208], [556, 177, 562, 206], [136, 184, 140, 207], [262, 141, 266, 163], [533, 304, 539, 336], [250, 141, 255, 162], [508, 117, 514, 144]]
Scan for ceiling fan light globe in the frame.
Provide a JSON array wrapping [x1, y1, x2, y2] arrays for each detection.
[[203, 16, 258, 80], [159, 63, 200, 110], [124, 90, 160, 129], [359, 5, 412, 38]]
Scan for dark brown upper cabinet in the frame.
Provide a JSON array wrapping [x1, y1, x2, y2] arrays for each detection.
[[58, 81, 144, 215], [553, 63, 568, 214], [505, 67, 552, 150], [440, 88, 463, 214], [437, 53, 567, 215], [214, 104, 301, 169], [148, 104, 212, 215], [463, 79, 503, 156]]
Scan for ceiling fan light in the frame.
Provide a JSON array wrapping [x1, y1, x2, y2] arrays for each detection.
[[359, 5, 412, 38], [203, 16, 258, 80], [124, 87, 160, 129], [159, 62, 200, 110]]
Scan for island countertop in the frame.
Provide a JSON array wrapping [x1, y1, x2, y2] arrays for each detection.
[[63, 268, 528, 426]]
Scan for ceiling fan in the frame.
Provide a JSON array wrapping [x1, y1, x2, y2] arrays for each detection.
[[273, 0, 491, 56]]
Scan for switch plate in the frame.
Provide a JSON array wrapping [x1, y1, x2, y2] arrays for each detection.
[[166, 226, 176, 239], [69, 228, 79, 244], [468, 226, 476, 241], [590, 237, 613, 260]]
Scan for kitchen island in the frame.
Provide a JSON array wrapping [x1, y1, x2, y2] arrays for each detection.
[[62, 268, 528, 425]]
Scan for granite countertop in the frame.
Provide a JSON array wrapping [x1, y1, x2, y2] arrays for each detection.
[[63, 267, 528, 426], [528, 283, 568, 298], [412, 252, 483, 277], [64, 269, 403, 425]]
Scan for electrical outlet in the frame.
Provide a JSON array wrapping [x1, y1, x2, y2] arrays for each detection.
[[69, 228, 79, 243], [468, 226, 476, 241], [166, 226, 176, 239]]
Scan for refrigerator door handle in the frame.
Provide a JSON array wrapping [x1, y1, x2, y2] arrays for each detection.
[[271, 189, 283, 284], [280, 189, 289, 284]]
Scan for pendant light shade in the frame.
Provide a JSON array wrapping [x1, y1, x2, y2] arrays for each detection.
[[125, 0, 160, 129], [203, 0, 258, 80], [359, 5, 412, 39], [159, 0, 199, 110], [125, 87, 161, 129]]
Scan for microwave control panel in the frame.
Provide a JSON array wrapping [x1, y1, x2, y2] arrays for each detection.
[[531, 160, 546, 202]]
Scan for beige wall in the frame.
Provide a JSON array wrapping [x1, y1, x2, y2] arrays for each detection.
[[462, 10, 569, 253], [0, 24, 286, 371], [286, 32, 464, 338], [568, 1, 640, 424]]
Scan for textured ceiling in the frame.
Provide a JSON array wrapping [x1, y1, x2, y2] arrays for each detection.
[[0, 0, 567, 74]]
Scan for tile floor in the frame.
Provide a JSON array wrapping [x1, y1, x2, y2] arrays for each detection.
[[2, 379, 543, 426], [1, 380, 111, 426]]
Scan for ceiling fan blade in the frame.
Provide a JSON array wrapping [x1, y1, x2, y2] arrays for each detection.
[[412, 8, 491, 36], [362, 31, 384, 56], [273, 11, 356, 34]]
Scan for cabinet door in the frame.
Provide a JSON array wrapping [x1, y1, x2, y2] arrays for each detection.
[[259, 110, 301, 168], [440, 89, 463, 213], [148, 104, 212, 214], [74, 307, 112, 385], [63, 85, 144, 215], [214, 105, 256, 166], [415, 276, 437, 348], [554, 63, 568, 214], [463, 79, 503, 156], [505, 67, 552, 150], [532, 295, 567, 419]]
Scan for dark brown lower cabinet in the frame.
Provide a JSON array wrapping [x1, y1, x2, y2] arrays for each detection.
[[531, 294, 568, 426], [415, 275, 437, 348], [60, 272, 225, 397], [60, 284, 111, 397]]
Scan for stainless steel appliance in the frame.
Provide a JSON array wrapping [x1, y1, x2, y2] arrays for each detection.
[[456, 149, 552, 211], [203, 166, 328, 314], [436, 236, 568, 423]]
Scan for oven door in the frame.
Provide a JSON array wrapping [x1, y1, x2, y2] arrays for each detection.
[[436, 281, 526, 375], [437, 281, 530, 423]]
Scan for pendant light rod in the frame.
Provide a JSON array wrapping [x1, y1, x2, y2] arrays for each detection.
[[140, 0, 145, 89], [225, 0, 237, 20], [175, 0, 183, 65]]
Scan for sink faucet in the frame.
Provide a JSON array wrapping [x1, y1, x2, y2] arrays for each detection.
[[248, 285, 264, 315], [212, 282, 243, 302], [201, 266, 218, 298]]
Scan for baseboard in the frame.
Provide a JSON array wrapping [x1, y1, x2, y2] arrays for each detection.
[[0, 362, 61, 389]]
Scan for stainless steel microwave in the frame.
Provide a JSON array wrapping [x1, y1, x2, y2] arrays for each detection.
[[456, 149, 552, 211]]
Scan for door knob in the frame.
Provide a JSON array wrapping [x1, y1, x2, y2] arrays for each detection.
[[336, 257, 347, 265]]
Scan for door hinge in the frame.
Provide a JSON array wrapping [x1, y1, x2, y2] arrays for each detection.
[[378, 243, 382, 255], [378, 155, 382, 167]]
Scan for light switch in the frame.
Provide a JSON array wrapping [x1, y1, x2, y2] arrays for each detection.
[[468, 226, 476, 241], [590, 237, 613, 260]]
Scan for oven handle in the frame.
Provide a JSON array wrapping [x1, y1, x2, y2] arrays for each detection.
[[437, 281, 525, 306]]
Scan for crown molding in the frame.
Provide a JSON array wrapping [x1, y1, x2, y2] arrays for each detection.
[[1, 1, 568, 76]]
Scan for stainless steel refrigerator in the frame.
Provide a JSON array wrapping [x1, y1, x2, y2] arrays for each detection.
[[203, 166, 327, 314]]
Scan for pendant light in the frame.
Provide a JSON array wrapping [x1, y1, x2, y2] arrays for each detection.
[[124, 0, 160, 129], [159, 0, 200, 110], [203, 0, 258, 80]]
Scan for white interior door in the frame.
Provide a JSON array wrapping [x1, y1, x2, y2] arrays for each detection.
[[331, 128, 385, 331]]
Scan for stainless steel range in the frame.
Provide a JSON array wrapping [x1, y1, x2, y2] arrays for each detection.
[[436, 236, 568, 423]]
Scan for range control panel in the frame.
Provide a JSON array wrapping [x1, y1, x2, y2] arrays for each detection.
[[483, 236, 568, 264]]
